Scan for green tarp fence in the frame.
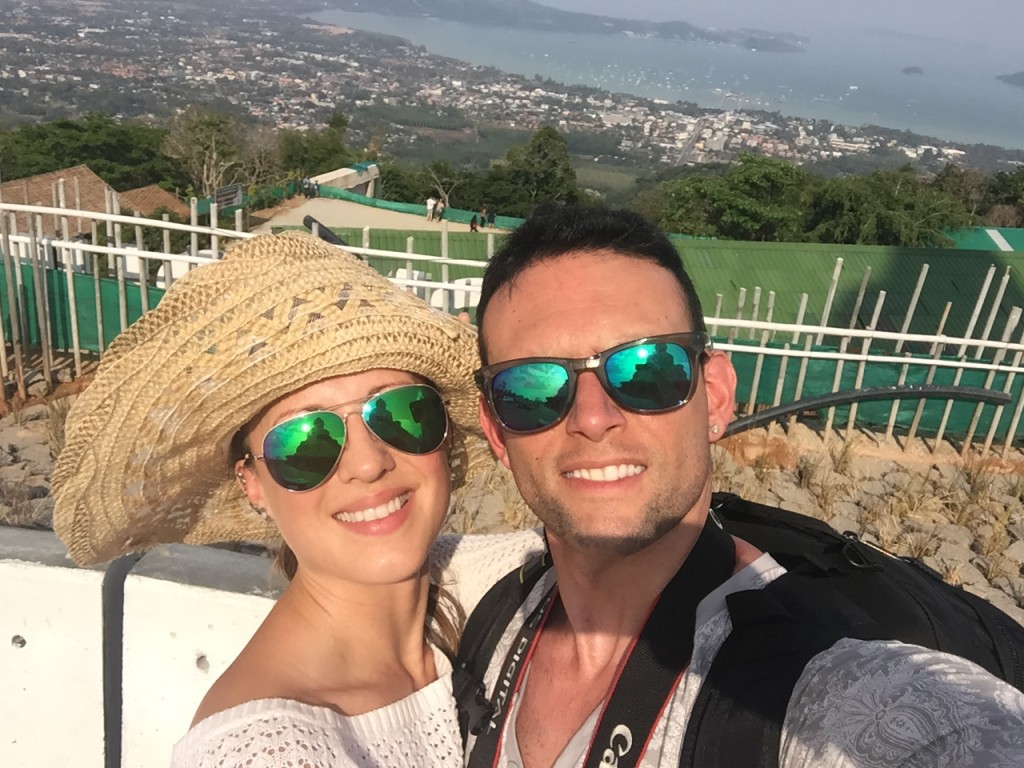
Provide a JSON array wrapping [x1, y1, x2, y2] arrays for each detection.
[[0, 252, 1019, 443], [728, 337, 1022, 441], [195, 181, 301, 218], [0, 263, 163, 353]]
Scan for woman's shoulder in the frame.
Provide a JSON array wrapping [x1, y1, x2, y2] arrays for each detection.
[[172, 699, 345, 768], [431, 529, 546, 615]]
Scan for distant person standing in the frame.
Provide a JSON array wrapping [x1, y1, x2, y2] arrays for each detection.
[[426, 196, 437, 221], [486, 207, 496, 228], [435, 198, 446, 221], [479, 206, 487, 228], [470, 215, 479, 233]]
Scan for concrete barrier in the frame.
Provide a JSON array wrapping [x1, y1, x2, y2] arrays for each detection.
[[1, 527, 105, 767], [122, 545, 280, 766], [1, 527, 284, 766]]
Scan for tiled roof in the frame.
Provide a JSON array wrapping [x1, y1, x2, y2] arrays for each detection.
[[119, 185, 189, 219], [0, 165, 114, 237]]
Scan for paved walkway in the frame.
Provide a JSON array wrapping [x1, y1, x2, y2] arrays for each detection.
[[251, 197, 475, 234]]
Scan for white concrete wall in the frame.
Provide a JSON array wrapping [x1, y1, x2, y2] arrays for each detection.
[[0, 527, 105, 767], [122, 546, 279, 767], [1, 528, 284, 767]]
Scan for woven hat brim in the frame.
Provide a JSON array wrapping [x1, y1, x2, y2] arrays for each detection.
[[52, 232, 494, 565]]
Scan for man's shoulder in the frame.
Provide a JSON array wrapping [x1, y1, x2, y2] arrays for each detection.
[[781, 638, 1024, 767], [432, 529, 546, 615]]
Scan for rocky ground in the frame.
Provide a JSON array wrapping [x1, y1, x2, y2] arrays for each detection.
[[4, 396, 1023, 624]]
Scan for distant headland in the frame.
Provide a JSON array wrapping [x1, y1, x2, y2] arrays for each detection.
[[323, 0, 808, 52], [997, 71, 1024, 89]]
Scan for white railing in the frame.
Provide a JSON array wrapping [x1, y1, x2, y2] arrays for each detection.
[[0, 202, 1020, 458]]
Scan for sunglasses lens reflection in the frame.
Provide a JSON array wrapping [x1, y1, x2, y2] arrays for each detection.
[[605, 342, 693, 412], [488, 341, 696, 433], [362, 385, 448, 455], [261, 385, 449, 492], [263, 411, 347, 491], [491, 362, 571, 433]]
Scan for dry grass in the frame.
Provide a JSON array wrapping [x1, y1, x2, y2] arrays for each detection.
[[960, 457, 996, 506], [795, 455, 822, 490], [811, 472, 846, 517], [0, 479, 40, 528], [1006, 474, 1024, 503], [751, 452, 774, 482], [943, 562, 964, 586], [830, 436, 858, 476], [901, 529, 940, 560]]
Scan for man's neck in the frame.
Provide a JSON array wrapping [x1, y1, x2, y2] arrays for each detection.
[[545, 510, 708, 658]]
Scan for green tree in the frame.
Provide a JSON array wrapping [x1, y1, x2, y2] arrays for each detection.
[[985, 168, 1024, 226], [278, 110, 355, 177], [932, 164, 990, 224], [807, 169, 968, 247], [659, 154, 812, 241], [162, 106, 244, 198], [0, 113, 187, 191], [486, 126, 579, 217]]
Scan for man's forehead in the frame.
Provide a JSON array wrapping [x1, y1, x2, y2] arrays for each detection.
[[482, 251, 692, 355], [493, 250, 686, 307]]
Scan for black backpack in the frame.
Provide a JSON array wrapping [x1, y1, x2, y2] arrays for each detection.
[[454, 492, 1024, 768]]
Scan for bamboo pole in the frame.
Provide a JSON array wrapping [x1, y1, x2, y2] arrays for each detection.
[[895, 263, 929, 353], [908, 302, 951, 444], [983, 325, 1024, 456], [974, 267, 1010, 359], [816, 257, 843, 344], [848, 265, 871, 329], [91, 221, 105, 355], [962, 307, 1020, 456], [846, 291, 885, 440]]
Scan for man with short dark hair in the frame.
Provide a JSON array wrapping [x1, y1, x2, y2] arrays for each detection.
[[458, 205, 1024, 768]]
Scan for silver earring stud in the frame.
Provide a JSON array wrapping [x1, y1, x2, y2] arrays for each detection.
[[710, 424, 720, 435]]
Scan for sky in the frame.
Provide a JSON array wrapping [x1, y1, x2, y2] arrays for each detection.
[[542, 0, 1021, 48]]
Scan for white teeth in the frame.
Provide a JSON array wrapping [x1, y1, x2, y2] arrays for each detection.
[[334, 493, 409, 523], [565, 464, 644, 482]]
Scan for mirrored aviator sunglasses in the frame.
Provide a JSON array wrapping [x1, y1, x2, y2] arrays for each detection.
[[248, 384, 449, 492], [475, 332, 711, 434]]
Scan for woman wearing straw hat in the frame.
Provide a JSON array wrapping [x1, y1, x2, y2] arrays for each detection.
[[52, 232, 541, 767]]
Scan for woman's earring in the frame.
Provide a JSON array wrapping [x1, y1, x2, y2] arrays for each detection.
[[709, 424, 721, 435], [236, 468, 269, 520]]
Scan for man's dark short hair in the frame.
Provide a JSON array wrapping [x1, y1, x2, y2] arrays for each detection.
[[476, 205, 706, 363]]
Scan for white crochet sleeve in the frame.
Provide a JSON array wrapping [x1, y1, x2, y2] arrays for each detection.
[[432, 529, 546, 615]]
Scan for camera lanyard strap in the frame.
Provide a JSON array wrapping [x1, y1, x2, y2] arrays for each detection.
[[467, 518, 737, 768]]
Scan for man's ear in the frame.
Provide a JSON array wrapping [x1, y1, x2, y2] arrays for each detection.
[[702, 351, 737, 444], [478, 396, 511, 468]]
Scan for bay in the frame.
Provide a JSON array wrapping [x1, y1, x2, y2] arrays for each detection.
[[309, 9, 1023, 150]]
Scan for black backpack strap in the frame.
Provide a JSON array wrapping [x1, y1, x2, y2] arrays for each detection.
[[580, 518, 736, 768], [454, 551, 553, 743], [680, 572, 883, 768]]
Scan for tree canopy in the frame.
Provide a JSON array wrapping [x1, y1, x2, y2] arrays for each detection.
[[3, 111, 1022, 248]]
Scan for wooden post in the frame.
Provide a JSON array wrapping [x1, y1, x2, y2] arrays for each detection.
[[817, 257, 843, 345], [846, 291, 885, 440], [908, 302, 951, 445], [962, 308, 1020, 457]]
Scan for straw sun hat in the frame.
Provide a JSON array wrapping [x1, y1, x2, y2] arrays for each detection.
[[53, 231, 490, 566]]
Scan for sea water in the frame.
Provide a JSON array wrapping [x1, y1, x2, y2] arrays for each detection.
[[309, 9, 1023, 150]]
